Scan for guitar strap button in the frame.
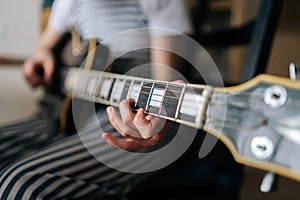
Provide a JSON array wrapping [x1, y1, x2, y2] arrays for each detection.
[[260, 172, 278, 193]]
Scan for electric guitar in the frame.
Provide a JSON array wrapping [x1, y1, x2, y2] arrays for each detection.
[[57, 64, 300, 184], [52, 36, 300, 188]]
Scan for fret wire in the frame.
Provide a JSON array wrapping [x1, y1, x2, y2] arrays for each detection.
[[175, 84, 186, 119], [98, 75, 105, 99], [105, 76, 116, 101], [118, 78, 128, 103], [102, 76, 111, 100], [198, 86, 213, 128], [79, 71, 85, 93], [118, 79, 126, 103], [117, 79, 127, 103], [75, 73, 88, 93], [159, 82, 169, 116], [89, 75, 99, 96], [64, 68, 214, 127], [86, 75, 93, 95], [63, 68, 76, 93], [162, 83, 184, 119], [135, 80, 144, 108], [86, 73, 93, 94], [71, 68, 79, 92], [130, 84, 142, 101], [180, 90, 205, 117], [126, 79, 134, 99], [106, 76, 114, 100], [75, 72, 84, 93], [138, 92, 183, 100], [140, 95, 206, 109], [108, 77, 116, 101], [82, 71, 92, 94], [95, 72, 104, 99], [109, 77, 119, 103], [145, 81, 155, 112]]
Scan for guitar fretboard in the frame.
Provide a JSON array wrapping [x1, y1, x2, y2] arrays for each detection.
[[63, 68, 213, 129]]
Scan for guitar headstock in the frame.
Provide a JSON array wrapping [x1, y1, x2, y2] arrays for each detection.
[[204, 74, 300, 182]]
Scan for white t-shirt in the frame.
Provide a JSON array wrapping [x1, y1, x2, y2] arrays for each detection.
[[49, 0, 192, 57]]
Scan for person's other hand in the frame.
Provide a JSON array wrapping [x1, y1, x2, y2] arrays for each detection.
[[23, 50, 55, 88]]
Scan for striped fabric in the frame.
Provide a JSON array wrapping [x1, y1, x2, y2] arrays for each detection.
[[71, 0, 148, 39], [50, 0, 150, 58], [0, 113, 60, 171], [49, 0, 192, 58], [0, 106, 243, 200], [0, 107, 150, 199]]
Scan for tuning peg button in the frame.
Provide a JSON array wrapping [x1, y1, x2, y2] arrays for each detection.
[[289, 62, 300, 81], [260, 172, 278, 193], [264, 85, 287, 108], [250, 136, 274, 160]]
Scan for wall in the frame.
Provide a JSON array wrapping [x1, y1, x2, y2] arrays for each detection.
[[267, 0, 300, 77], [0, 0, 40, 57], [0, 0, 41, 124], [0, 65, 42, 124]]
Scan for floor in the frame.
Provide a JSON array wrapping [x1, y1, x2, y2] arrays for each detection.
[[0, 65, 299, 199]]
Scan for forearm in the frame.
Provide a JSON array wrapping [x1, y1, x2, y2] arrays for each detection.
[[23, 27, 64, 87], [150, 36, 183, 81], [33, 26, 63, 56]]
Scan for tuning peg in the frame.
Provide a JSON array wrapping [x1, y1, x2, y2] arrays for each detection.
[[289, 62, 300, 81], [260, 172, 278, 193]]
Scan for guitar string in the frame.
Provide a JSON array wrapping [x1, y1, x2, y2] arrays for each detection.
[[57, 67, 267, 117], [58, 71, 201, 123], [58, 78, 264, 113], [58, 71, 277, 133], [58, 68, 296, 135]]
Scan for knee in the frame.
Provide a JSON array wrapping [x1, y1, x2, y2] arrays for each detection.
[[0, 163, 42, 200]]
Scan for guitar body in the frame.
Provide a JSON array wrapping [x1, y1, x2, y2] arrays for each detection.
[[50, 33, 90, 133], [56, 38, 152, 132]]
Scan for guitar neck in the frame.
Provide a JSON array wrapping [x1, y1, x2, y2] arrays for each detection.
[[63, 67, 214, 129], [61, 67, 300, 183]]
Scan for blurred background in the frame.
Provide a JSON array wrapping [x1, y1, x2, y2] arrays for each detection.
[[0, 0, 300, 199], [0, 0, 41, 124]]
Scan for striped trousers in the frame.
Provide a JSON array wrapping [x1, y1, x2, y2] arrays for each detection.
[[0, 106, 243, 200], [0, 106, 149, 200]]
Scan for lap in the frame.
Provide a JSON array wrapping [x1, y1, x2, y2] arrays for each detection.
[[0, 109, 147, 199], [0, 107, 244, 200]]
